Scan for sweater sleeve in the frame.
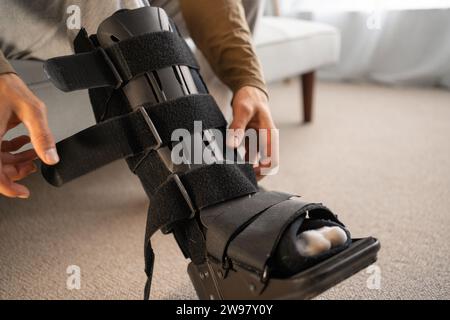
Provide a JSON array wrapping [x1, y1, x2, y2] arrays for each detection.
[[180, 0, 267, 96], [0, 50, 16, 75]]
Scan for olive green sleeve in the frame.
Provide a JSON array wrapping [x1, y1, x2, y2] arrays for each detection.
[[180, 0, 267, 96]]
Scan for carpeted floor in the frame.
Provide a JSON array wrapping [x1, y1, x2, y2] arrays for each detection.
[[1, 80, 449, 299]]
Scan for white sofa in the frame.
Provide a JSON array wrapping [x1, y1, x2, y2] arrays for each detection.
[[255, 17, 340, 122]]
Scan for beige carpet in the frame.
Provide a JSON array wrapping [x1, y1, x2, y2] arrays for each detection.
[[1, 80, 450, 300]]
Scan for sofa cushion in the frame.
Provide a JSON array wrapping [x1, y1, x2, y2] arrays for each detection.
[[255, 17, 340, 83]]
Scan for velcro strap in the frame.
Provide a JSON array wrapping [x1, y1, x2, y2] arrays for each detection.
[[45, 31, 198, 92], [107, 31, 198, 80], [145, 163, 258, 242], [227, 198, 333, 273], [201, 191, 293, 263], [44, 48, 122, 92], [42, 94, 226, 186]]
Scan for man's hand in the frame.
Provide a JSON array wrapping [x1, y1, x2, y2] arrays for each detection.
[[228, 86, 279, 180], [0, 73, 59, 198]]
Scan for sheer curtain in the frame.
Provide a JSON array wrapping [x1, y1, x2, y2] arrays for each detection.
[[279, 0, 450, 88]]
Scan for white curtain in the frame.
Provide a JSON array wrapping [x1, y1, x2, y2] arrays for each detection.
[[279, 1, 450, 88], [280, 0, 450, 12]]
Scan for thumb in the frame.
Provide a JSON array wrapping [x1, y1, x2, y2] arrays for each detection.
[[20, 102, 59, 165], [227, 105, 252, 149]]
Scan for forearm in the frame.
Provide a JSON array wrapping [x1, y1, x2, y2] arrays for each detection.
[[0, 50, 15, 75], [180, 0, 267, 96]]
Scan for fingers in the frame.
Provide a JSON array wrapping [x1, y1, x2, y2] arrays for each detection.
[[253, 166, 265, 182], [254, 127, 279, 179], [0, 73, 60, 166], [229, 86, 279, 179], [3, 161, 37, 181], [228, 103, 253, 148], [6, 114, 21, 131], [0, 160, 36, 198], [2, 149, 38, 165], [228, 86, 270, 148], [1, 135, 31, 152], [0, 74, 55, 199], [0, 138, 36, 199], [0, 171, 30, 198], [20, 100, 59, 165]]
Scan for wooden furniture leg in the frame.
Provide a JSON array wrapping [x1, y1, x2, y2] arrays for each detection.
[[301, 71, 315, 123]]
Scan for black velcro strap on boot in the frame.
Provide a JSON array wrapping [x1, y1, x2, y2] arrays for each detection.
[[226, 198, 336, 273], [142, 163, 257, 300], [44, 48, 124, 92], [107, 31, 198, 80], [42, 94, 226, 186], [44, 31, 198, 92], [143, 240, 155, 300], [145, 163, 258, 241], [131, 150, 173, 197], [201, 191, 294, 263]]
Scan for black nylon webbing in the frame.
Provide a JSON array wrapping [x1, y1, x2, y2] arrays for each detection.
[[201, 191, 293, 263], [44, 31, 198, 92], [74, 28, 95, 54], [42, 94, 226, 186], [107, 31, 199, 80], [143, 218, 206, 300], [44, 48, 122, 92], [142, 163, 257, 300], [227, 199, 337, 273], [131, 150, 172, 197], [143, 240, 155, 300], [144, 163, 258, 242]]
